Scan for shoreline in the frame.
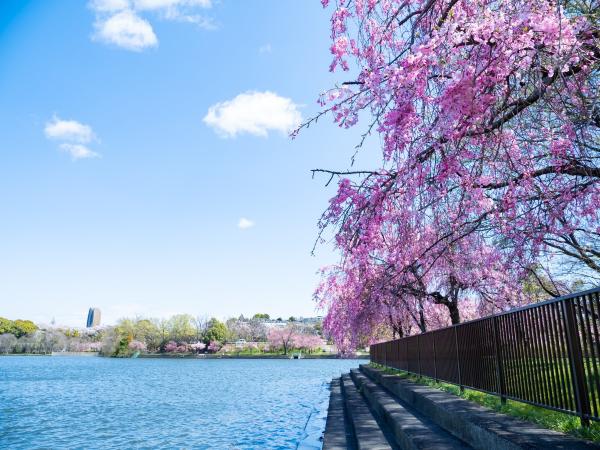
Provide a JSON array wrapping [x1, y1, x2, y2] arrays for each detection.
[[137, 353, 369, 359], [1, 352, 370, 360]]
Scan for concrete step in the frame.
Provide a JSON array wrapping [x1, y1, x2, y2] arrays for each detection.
[[350, 369, 471, 450], [341, 373, 394, 450], [360, 364, 600, 450], [323, 377, 355, 450]]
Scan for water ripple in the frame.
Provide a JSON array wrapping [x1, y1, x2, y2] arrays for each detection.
[[0, 357, 360, 449]]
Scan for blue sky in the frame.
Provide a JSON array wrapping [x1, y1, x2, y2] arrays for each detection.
[[0, 0, 374, 326]]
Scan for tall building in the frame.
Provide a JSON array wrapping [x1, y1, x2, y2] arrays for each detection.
[[86, 307, 101, 328]]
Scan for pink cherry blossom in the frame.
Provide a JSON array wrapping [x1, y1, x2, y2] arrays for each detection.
[[304, 0, 599, 351]]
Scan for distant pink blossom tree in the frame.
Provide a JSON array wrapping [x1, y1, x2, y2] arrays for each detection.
[[267, 326, 297, 355], [164, 341, 178, 352], [207, 340, 221, 353], [292, 333, 324, 353], [189, 342, 206, 353], [128, 340, 147, 352]]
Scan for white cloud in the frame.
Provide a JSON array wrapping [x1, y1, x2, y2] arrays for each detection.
[[93, 10, 158, 51], [203, 91, 302, 138], [89, 0, 129, 12], [160, 10, 215, 29], [89, 0, 213, 50], [44, 116, 96, 144], [238, 218, 255, 229], [133, 0, 211, 11], [59, 144, 101, 160], [44, 116, 101, 160], [259, 43, 272, 54]]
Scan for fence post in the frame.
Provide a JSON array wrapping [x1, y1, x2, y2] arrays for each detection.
[[563, 299, 591, 427], [405, 339, 409, 372], [384, 342, 388, 368], [418, 335, 423, 377], [492, 315, 507, 405], [433, 334, 438, 382], [454, 326, 464, 392]]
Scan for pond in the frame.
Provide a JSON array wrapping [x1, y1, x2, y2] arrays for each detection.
[[0, 356, 362, 449]]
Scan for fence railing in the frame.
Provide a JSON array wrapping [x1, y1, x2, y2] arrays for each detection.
[[370, 287, 600, 425]]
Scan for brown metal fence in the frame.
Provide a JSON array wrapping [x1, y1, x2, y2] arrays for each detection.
[[369, 287, 600, 425]]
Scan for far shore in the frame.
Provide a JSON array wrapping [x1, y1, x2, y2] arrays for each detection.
[[137, 353, 370, 360], [1, 352, 370, 360]]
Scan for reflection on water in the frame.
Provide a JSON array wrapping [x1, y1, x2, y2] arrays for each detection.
[[0, 357, 361, 449]]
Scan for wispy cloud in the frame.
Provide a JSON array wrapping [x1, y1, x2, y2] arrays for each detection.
[[90, 0, 130, 12], [59, 144, 100, 160], [132, 0, 212, 12], [89, 0, 214, 51], [258, 43, 272, 54], [203, 91, 302, 138], [238, 218, 255, 229], [45, 116, 100, 160]]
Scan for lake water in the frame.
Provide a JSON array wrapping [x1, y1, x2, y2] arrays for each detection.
[[0, 356, 362, 449]]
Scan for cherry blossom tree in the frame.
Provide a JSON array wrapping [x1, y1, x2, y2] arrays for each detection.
[[164, 341, 187, 353], [128, 340, 147, 352], [207, 340, 221, 353], [305, 0, 599, 351], [189, 342, 206, 353], [292, 333, 325, 353], [267, 326, 297, 355]]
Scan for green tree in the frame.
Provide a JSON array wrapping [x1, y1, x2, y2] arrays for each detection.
[[155, 318, 169, 345], [204, 318, 228, 344], [12, 320, 37, 338], [252, 313, 270, 320], [115, 318, 136, 343], [167, 314, 196, 343], [134, 319, 162, 351], [0, 317, 16, 335]]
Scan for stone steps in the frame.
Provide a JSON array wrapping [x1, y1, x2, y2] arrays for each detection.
[[341, 373, 393, 449], [324, 370, 471, 449], [323, 377, 355, 450], [359, 364, 600, 450], [324, 365, 600, 450], [350, 369, 471, 450]]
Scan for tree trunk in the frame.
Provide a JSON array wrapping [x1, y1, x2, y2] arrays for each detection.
[[447, 301, 460, 325], [418, 298, 427, 332]]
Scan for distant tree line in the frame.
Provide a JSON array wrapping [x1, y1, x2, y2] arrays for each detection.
[[104, 314, 325, 357], [0, 313, 327, 357], [0, 317, 38, 337], [0, 317, 104, 355]]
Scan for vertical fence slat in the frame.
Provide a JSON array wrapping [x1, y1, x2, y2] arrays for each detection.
[[564, 298, 592, 425], [578, 295, 597, 417], [590, 293, 600, 416], [454, 326, 463, 391], [492, 315, 506, 403]]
